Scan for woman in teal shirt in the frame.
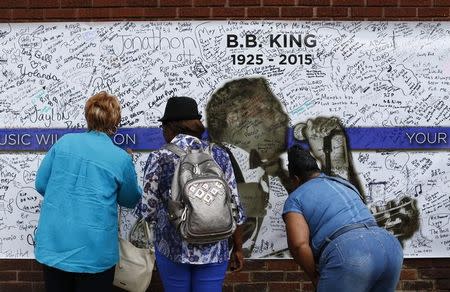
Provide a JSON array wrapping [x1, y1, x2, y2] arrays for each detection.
[[34, 91, 142, 292]]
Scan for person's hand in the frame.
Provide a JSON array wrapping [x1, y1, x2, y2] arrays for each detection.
[[229, 248, 244, 272]]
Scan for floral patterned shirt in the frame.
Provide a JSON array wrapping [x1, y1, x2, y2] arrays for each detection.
[[135, 134, 246, 264]]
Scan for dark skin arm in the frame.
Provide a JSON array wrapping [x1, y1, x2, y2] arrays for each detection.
[[283, 212, 319, 287], [229, 225, 244, 272]]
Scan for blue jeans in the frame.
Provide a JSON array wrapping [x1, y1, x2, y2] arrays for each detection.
[[317, 226, 403, 292], [155, 250, 228, 292]]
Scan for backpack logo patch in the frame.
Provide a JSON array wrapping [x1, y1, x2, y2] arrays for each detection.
[[188, 182, 225, 205]]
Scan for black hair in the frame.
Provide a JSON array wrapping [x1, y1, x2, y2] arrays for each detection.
[[287, 144, 320, 179], [164, 119, 205, 139]]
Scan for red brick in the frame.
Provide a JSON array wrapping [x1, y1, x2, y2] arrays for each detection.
[[78, 7, 110, 18], [61, 0, 92, 7], [418, 7, 449, 17], [268, 282, 301, 291], [333, 0, 364, 6], [0, 283, 33, 292], [17, 271, 43, 281], [286, 271, 308, 281], [367, 0, 397, 6], [316, 6, 348, 17], [298, 0, 330, 5], [0, 0, 28, 8], [263, 0, 296, 5], [225, 271, 251, 282], [300, 282, 316, 292], [403, 258, 436, 268], [384, 7, 416, 17], [223, 285, 233, 292], [179, 7, 210, 17], [248, 7, 279, 17], [235, 283, 268, 292], [437, 279, 450, 290], [281, 7, 313, 17], [229, 0, 261, 6], [11, 9, 45, 20], [401, 280, 434, 290], [32, 260, 43, 271], [400, 268, 418, 280], [0, 9, 11, 19], [252, 271, 284, 281], [125, 0, 158, 5], [430, 258, 450, 268], [351, 7, 382, 17], [435, 0, 450, 6], [267, 260, 298, 271], [160, 0, 192, 6], [32, 281, 45, 292], [420, 268, 450, 279], [93, 0, 124, 7], [44, 8, 79, 18], [142, 7, 177, 17], [242, 260, 267, 271], [110, 7, 145, 17], [29, 0, 60, 8], [212, 7, 245, 17], [194, 0, 226, 6], [0, 271, 16, 281], [400, 0, 431, 6], [301, 282, 315, 291]]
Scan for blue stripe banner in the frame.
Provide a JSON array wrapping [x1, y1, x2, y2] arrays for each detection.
[[0, 127, 449, 151]]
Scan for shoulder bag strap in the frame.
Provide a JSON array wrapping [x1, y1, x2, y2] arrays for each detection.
[[118, 207, 152, 246], [129, 217, 151, 241]]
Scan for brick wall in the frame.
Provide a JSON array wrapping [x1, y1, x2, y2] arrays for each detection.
[[2, 0, 450, 21], [1, 0, 450, 291]]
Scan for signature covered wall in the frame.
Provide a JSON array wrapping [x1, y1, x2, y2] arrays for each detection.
[[0, 21, 449, 260]]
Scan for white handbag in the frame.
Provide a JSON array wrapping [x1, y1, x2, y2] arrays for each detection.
[[114, 213, 155, 292]]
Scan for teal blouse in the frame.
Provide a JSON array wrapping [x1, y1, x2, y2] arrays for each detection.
[[35, 131, 142, 273]]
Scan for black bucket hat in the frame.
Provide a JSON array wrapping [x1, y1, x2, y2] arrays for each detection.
[[158, 96, 202, 122]]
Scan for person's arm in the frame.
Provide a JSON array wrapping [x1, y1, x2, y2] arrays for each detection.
[[218, 145, 246, 271], [283, 212, 318, 287], [134, 152, 161, 222], [35, 146, 56, 196], [117, 154, 142, 208], [220, 145, 247, 226], [230, 224, 244, 272]]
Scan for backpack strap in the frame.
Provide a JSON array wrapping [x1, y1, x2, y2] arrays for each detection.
[[163, 143, 186, 157], [323, 175, 365, 202], [214, 144, 241, 221], [221, 145, 245, 184], [161, 143, 186, 202]]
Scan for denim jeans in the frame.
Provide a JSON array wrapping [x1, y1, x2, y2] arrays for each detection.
[[317, 226, 403, 292], [155, 250, 229, 292]]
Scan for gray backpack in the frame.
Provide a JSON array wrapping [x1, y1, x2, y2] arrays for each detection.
[[164, 143, 237, 244]]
